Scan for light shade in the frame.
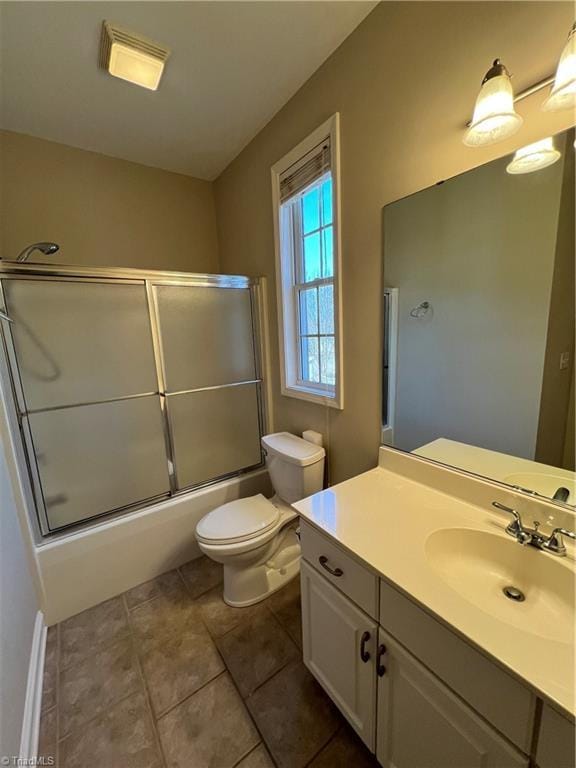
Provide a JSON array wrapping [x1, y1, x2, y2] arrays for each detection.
[[543, 23, 576, 112], [506, 137, 561, 174], [108, 44, 165, 91], [100, 22, 170, 91], [464, 60, 523, 147]]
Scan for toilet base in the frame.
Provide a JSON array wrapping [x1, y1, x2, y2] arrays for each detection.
[[222, 525, 301, 607]]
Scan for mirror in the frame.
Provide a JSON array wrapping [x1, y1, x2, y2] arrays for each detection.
[[382, 128, 575, 507]]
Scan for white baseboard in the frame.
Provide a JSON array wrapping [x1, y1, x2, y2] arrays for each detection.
[[19, 611, 46, 760]]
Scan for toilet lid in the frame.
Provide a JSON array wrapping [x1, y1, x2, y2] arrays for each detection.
[[196, 494, 280, 544]]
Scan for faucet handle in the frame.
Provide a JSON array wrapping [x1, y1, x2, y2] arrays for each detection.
[[492, 502, 530, 542], [492, 502, 522, 531], [492, 501, 516, 515], [542, 527, 576, 556]]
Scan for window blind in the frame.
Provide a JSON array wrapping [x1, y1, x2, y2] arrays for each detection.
[[279, 139, 330, 203]]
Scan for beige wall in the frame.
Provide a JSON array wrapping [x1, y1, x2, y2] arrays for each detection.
[[384, 145, 565, 460], [214, 1, 575, 484], [0, 131, 219, 272]]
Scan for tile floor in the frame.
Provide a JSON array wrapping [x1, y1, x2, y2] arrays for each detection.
[[38, 556, 378, 768]]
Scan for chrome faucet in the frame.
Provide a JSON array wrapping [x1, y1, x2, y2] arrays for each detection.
[[492, 502, 576, 557]]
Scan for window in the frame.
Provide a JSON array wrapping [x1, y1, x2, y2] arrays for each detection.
[[272, 115, 343, 408]]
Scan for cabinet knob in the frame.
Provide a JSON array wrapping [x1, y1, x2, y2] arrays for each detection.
[[319, 555, 343, 577], [360, 631, 371, 663], [377, 643, 387, 676]]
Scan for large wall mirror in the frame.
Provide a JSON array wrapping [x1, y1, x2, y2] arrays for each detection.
[[382, 127, 575, 508]]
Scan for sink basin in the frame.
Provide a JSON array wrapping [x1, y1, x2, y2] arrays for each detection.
[[503, 472, 575, 503], [425, 528, 575, 644]]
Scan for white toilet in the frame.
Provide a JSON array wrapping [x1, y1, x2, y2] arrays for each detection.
[[195, 432, 325, 607]]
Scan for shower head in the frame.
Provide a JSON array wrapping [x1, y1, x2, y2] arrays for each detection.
[[16, 242, 60, 263]]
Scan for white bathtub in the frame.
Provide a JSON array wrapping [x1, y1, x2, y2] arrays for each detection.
[[35, 469, 272, 624]]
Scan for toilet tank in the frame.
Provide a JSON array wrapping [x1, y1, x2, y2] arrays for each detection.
[[261, 432, 325, 504]]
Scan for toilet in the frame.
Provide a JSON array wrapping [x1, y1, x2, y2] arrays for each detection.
[[195, 432, 325, 607]]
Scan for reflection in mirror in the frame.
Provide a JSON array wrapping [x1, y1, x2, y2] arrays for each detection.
[[382, 128, 575, 506]]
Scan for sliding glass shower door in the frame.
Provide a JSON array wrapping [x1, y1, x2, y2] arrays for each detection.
[[153, 284, 263, 489], [0, 269, 266, 535]]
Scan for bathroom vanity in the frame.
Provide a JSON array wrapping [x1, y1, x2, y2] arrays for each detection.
[[294, 448, 576, 768]]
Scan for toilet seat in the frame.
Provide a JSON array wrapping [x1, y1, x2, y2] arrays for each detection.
[[196, 494, 280, 546]]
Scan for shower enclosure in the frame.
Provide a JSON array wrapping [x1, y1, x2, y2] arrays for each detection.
[[0, 263, 267, 537]]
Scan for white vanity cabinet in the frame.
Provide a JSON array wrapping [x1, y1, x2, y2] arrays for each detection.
[[378, 577, 535, 751], [301, 560, 377, 749], [299, 520, 543, 767]]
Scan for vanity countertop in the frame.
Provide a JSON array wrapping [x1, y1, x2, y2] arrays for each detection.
[[293, 452, 576, 718], [415, 438, 576, 503]]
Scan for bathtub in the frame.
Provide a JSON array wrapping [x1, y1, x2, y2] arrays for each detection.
[[35, 468, 272, 624]]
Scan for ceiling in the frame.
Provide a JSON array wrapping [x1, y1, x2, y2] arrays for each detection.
[[0, 1, 377, 180]]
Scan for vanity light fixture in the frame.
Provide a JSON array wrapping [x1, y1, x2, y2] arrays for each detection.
[[506, 137, 561, 174], [465, 23, 576, 146], [543, 22, 576, 111], [463, 60, 523, 147], [99, 21, 170, 91]]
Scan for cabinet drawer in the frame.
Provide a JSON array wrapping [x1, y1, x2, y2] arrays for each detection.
[[300, 520, 378, 619], [536, 703, 575, 768], [380, 578, 535, 752]]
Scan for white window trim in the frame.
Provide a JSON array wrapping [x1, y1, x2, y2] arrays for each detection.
[[271, 113, 344, 409]]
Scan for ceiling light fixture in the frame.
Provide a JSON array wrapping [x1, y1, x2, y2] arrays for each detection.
[[543, 22, 576, 111], [100, 21, 170, 91], [463, 59, 523, 146], [506, 137, 561, 174]]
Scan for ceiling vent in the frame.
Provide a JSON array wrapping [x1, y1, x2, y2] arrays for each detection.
[[99, 21, 170, 91]]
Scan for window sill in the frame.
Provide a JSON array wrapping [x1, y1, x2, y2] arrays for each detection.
[[281, 382, 343, 410]]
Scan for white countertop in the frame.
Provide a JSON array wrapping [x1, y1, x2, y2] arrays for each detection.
[[294, 456, 575, 717], [415, 438, 576, 504]]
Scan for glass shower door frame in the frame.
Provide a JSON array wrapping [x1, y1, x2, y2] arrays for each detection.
[[0, 265, 268, 537], [147, 278, 267, 495]]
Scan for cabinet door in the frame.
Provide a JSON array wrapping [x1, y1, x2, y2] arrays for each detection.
[[301, 560, 377, 750], [536, 703, 576, 768], [376, 629, 529, 768]]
